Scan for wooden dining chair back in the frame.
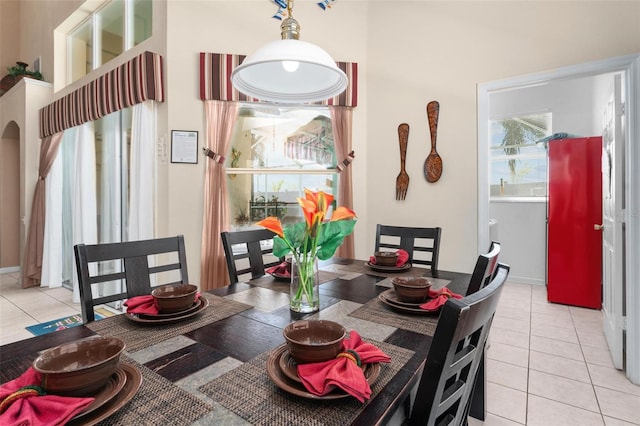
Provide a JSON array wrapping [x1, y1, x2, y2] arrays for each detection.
[[221, 228, 283, 284], [406, 263, 510, 426], [465, 241, 501, 296], [375, 224, 442, 270], [74, 235, 189, 323]]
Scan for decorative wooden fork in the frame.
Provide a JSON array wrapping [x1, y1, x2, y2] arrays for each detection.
[[396, 123, 410, 200]]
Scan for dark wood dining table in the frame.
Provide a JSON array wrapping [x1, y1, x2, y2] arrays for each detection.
[[0, 258, 473, 426]]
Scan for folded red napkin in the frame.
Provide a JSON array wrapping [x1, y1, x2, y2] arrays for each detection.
[[296, 331, 391, 402], [420, 287, 463, 311], [124, 294, 158, 315], [369, 249, 410, 267], [266, 261, 290, 277], [125, 293, 200, 315], [0, 367, 94, 426]]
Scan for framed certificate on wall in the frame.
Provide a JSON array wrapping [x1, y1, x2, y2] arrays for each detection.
[[171, 130, 198, 164]]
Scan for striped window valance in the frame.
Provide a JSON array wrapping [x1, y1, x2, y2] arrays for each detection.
[[39, 51, 164, 138], [199, 52, 358, 107]]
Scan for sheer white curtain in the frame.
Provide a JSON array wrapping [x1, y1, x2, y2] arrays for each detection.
[[70, 123, 98, 303], [101, 112, 123, 244], [41, 139, 63, 288], [129, 100, 156, 241]]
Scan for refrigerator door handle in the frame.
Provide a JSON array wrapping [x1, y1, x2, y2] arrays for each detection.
[[594, 224, 604, 230]]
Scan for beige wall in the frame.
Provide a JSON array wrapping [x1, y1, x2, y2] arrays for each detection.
[[3, 0, 639, 285], [365, 1, 640, 272], [1, 122, 20, 267]]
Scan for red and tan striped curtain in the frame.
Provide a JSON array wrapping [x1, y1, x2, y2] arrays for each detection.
[[39, 51, 164, 138]]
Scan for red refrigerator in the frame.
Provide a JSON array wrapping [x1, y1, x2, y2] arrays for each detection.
[[547, 137, 602, 309]]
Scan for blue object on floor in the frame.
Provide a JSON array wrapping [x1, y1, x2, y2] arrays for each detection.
[[25, 313, 103, 336]]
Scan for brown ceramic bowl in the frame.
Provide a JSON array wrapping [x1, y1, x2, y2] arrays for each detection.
[[283, 320, 346, 364], [374, 251, 398, 266], [392, 276, 432, 303], [151, 284, 198, 313], [33, 336, 125, 396]]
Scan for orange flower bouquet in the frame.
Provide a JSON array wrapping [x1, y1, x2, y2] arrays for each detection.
[[257, 189, 357, 312]]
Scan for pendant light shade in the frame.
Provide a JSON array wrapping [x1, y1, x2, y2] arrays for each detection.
[[231, 2, 347, 104]]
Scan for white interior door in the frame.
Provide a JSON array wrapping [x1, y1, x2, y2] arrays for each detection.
[[601, 73, 625, 370]]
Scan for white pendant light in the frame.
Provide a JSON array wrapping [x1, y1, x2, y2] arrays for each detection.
[[231, 0, 347, 104]]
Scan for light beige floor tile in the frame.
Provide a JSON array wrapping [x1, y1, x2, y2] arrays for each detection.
[[529, 335, 584, 361], [570, 306, 603, 321], [492, 316, 530, 334], [0, 327, 35, 346], [603, 416, 639, 425], [587, 363, 640, 397], [531, 311, 573, 328], [40, 286, 75, 304], [529, 350, 590, 383], [487, 358, 528, 391], [25, 304, 79, 323], [531, 301, 571, 315], [496, 305, 531, 322], [583, 346, 616, 368], [577, 329, 610, 350], [468, 413, 524, 425], [490, 328, 530, 350], [528, 370, 599, 411], [486, 382, 527, 424], [497, 297, 531, 312], [594, 386, 640, 424], [530, 323, 579, 344], [573, 316, 605, 331], [487, 342, 529, 368], [526, 394, 604, 426]]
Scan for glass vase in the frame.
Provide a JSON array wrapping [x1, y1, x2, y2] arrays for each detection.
[[290, 257, 320, 313]]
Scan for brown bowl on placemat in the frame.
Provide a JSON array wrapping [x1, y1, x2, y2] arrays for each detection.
[[33, 336, 125, 396], [152, 283, 198, 313], [392, 276, 432, 303], [374, 251, 398, 266], [283, 320, 346, 364]]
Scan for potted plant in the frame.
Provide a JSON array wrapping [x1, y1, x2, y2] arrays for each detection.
[[1, 62, 44, 96]]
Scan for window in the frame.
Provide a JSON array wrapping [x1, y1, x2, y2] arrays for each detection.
[[226, 106, 339, 229], [65, 0, 152, 84], [489, 113, 551, 198]]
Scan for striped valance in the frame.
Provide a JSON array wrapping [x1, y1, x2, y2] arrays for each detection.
[[199, 52, 358, 107], [39, 51, 164, 138]]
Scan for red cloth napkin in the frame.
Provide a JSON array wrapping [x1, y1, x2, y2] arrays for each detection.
[[124, 293, 200, 315], [124, 294, 158, 315], [296, 331, 391, 402], [0, 368, 94, 426], [266, 261, 290, 277], [420, 287, 463, 311], [369, 249, 409, 267]]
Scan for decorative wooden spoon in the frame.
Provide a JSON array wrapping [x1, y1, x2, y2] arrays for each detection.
[[424, 101, 442, 183]]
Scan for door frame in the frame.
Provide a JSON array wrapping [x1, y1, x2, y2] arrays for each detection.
[[477, 53, 640, 384]]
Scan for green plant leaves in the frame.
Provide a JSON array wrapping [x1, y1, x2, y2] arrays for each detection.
[[271, 219, 357, 260]]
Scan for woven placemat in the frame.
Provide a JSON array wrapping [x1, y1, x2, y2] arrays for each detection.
[[198, 340, 413, 426], [96, 356, 212, 425], [249, 270, 343, 293], [349, 297, 439, 336], [86, 294, 252, 352]]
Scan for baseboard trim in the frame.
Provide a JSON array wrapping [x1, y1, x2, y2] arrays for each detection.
[[507, 275, 545, 286]]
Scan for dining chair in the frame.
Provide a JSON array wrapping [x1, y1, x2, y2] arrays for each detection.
[[374, 224, 442, 270], [404, 263, 510, 426], [74, 235, 189, 323], [221, 228, 283, 284], [465, 241, 501, 296]]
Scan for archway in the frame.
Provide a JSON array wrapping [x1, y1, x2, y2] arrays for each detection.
[[1, 121, 20, 269]]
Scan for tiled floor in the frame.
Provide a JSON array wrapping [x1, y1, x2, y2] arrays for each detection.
[[1, 271, 639, 425]]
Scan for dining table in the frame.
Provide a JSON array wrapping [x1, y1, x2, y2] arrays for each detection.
[[0, 257, 476, 426]]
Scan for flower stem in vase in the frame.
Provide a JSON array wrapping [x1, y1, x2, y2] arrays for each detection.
[[290, 257, 319, 313]]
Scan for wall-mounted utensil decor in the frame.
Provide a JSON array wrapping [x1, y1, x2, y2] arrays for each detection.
[[396, 123, 410, 200], [424, 101, 443, 183]]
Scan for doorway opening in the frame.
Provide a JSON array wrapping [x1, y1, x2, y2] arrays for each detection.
[[1, 121, 21, 271]]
